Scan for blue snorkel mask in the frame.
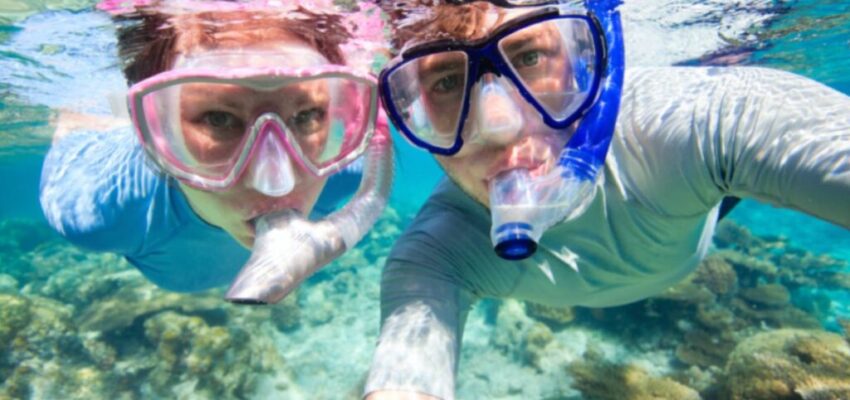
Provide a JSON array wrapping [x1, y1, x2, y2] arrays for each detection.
[[380, 0, 625, 260]]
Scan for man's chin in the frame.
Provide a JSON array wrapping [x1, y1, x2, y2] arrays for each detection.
[[443, 169, 491, 210]]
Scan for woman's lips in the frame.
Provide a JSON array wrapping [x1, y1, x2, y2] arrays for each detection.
[[243, 203, 305, 234]]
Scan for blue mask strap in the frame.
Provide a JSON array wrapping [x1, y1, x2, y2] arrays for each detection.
[[558, 0, 625, 180]]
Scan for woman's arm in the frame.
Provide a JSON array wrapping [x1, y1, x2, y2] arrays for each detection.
[[39, 125, 156, 254], [51, 110, 130, 143]]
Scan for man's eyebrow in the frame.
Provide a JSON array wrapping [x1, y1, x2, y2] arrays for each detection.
[[418, 57, 466, 75], [500, 30, 540, 54]]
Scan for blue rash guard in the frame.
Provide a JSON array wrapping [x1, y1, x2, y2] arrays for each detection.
[[39, 125, 360, 292]]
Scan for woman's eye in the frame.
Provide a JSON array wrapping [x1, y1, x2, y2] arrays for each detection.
[[290, 107, 326, 134], [432, 74, 463, 94], [201, 111, 244, 133]]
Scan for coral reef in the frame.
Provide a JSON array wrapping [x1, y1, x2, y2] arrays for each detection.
[[0, 215, 363, 398], [270, 292, 301, 333], [523, 322, 555, 370], [692, 256, 738, 296], [0, 208, 411, 399], [567, 350, 701, 400], [143, 311, 289, 398], [739, 283, 790, 307], [714, 221, 850, 293], [2, 207, 849, 399], [525, 302, 575, 327], [724, 329, 850, 400], [526, 220, 850, 399], [0, 274, 18, 293]]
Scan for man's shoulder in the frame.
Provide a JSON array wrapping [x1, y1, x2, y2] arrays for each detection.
[[397, 178, 490, 243], [390, 178, 496, 268], [623, 66, 808, 93]]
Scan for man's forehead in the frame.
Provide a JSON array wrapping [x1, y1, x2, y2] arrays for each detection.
[[402, 5, 536, 49]]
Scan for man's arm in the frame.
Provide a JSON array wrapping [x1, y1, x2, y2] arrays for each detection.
[[614, 66, 850, 228], [712, 67, 850, 228]]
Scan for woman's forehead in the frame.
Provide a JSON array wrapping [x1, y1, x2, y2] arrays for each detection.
[[174, 45, 329, 69], [171, 12, 307, 51]]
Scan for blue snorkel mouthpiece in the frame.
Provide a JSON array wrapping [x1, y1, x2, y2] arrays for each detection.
[[489, 0, 625, 261], [493, 222, 538, 260]]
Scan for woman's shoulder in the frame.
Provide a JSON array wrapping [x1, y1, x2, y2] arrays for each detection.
[[39, 124, 165, 253]]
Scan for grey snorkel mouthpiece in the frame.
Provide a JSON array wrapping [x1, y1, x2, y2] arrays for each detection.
[[225, 210, 346, 305], [224, 114, 394, 305]]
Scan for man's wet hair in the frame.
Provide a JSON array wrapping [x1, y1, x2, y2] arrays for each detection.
[[377, 0, 503, 51]]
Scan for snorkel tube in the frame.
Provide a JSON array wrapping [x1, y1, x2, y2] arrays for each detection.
[[225, 113, 393, 304], [490, 0, 625, 260]]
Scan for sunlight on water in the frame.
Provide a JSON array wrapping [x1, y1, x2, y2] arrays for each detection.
[[0, 0, 94, 22]]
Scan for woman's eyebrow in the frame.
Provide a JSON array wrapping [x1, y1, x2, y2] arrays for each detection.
[[182, 84, 249, 103]]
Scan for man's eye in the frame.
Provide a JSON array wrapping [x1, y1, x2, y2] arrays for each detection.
[[514, 50, 541, 68], [432, 74, 463, 94]]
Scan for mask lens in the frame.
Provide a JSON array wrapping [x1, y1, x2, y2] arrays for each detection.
[[499, 17, 599, 122], [137, 75, 376, 184], [294, 77, 374, 171], [139, 81, 251, 181], [386, 51, 469, 150]]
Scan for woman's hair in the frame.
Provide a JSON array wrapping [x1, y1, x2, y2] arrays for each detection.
[[378, 0, 501, 51], [113, 6, 350, 84]]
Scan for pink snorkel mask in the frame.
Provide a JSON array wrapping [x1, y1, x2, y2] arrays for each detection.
[[128, 49, 379, 197], [106, 0, 394, 305]]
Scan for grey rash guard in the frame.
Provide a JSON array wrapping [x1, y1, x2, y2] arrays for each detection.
[[364, 66, 850, 400]]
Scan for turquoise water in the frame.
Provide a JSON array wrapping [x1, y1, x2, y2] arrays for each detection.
[[1, 1, 850, 399]]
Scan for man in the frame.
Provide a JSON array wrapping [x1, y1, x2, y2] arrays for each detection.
[[365, 1, 850, 399]]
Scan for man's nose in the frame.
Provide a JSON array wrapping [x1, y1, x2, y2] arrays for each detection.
[[473, 75, 524, 145]]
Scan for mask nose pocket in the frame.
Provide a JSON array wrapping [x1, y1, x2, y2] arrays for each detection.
[[246, 127, 296, 197], [473, 78, 524, 144]]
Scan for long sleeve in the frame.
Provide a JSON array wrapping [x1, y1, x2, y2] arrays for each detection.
[[614, 66, 850, 228], [39, 126, 159, 255], [39, 125, 365, 291]]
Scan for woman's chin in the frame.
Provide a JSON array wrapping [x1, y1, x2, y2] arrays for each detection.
[[237, 236, 254, 249], [231, 225, 255, 249]]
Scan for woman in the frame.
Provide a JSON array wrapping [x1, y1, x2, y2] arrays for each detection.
[[39, 0, 392, 303]]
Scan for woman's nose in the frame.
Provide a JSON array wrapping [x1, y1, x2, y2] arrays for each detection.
[[472, 75, 524, 146], [244, 116, 296, 197]]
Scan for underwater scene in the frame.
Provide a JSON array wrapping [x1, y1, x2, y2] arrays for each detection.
[[1, 0, 850, 399]]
